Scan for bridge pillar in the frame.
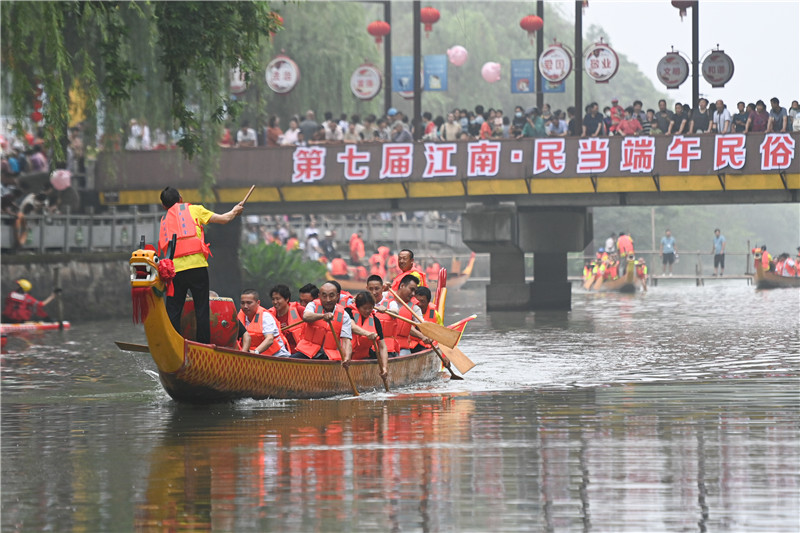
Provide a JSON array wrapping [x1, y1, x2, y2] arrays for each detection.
[[206, 213, 242, 301], [463, 205, 591, 311]]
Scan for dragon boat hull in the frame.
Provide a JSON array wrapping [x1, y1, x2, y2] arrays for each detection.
[[753, 258, 800, 289], [1, 321, 71, 334], [128, 249, 442, 404], [586, 258, 639, 293]]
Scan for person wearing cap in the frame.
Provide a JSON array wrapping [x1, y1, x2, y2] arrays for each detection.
[[158, 186, 244, 343], [2, 279, 58, 323], [609, 97, 624, 135]]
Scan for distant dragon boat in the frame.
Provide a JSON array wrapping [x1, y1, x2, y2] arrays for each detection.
[[126, 248, 446, 404], [0, 321, 71, 334], [584, 256, 639, 293], [753, 249, 800, 289]]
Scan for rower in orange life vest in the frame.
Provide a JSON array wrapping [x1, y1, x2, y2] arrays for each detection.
[[237, 289, 290, 356], [367, 274, 398, 358], [385, 249, 428, 292], [349, 230, 365, 266], [158, 186, 243, 344], [297, 284, 318, 308], [330, 257, 350, 279], [2, 279, 58, 323], [414, 286, 443, 325], [291, 281, 353, 361], [616, 232, 634, 274], [350, 291, 389, 380], [634, 257, 648, 291], [266, 284, 304, 353], [385, 274, 433, 356]]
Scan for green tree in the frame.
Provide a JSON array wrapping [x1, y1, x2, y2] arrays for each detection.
[[1, 1, 278, 197], [240, 243, 327, 298]]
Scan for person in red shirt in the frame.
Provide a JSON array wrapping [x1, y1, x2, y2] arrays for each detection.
[[2, 279, 57, 323], [616, 107, 643, 137], [609, 97, 625, 134]]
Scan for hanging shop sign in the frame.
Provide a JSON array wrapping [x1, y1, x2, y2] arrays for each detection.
[[265, 55, 300, 94], [350, 64, 382, 100], [584, 39, 619, 83], [230, 65, 248, 94], [539, 42, 572, 84], [656, 51, 689, 89], [511, 59, 535, 94], [701, 48, 734, 88]]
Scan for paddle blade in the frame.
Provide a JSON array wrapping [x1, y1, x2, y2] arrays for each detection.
[[439, 344, 476, 374], [418, 321, 460, 348], [115, 341, 150, 353], [592, 275, 604, 290]]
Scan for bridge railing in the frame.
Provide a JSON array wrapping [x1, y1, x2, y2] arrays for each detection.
[[1, 207, 162, 254]]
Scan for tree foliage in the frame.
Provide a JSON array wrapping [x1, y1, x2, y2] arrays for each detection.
[[1, 1, 278, 187], [240, 243, 327, 298]]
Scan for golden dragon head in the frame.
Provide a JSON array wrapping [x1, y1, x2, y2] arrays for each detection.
[[129, 249, 164, 290]]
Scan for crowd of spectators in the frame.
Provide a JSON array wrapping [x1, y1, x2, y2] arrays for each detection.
[[225, 96, 799, 148]]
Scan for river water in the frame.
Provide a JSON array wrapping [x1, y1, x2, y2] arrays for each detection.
[[2, 282, 798, 532]]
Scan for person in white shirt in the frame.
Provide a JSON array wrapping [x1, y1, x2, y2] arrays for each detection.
[[281, 118, 301, 146], [236, 120, 257, 147], [712, 100, 732, 134]]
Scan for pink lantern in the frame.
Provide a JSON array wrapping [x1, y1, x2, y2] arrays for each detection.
[[50, 169, 72, 191], [481, 62, 501, 83], [446, 45, 468, 67]]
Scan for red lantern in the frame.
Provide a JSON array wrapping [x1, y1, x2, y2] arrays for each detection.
[[367, 20, 391, 45], [420, 6, 440, 37], [33, 100, 43, 110], [671, 0, 694, 21], [519, 15, 543, 45], [31, 111, 43, 123]]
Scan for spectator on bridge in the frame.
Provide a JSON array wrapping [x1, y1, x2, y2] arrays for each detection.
[[28, 144, 48, 172], [219, 126, 233, 148], [361, 115, 378, 140], [324, 118, 344, 143], [732, 102, 748, 133], [689, 98, 713, 134], [660, 229, 678, 276], [582, 103, 604, 137], [671, 103, 689, 135], [608, 97, 624, 134], [711, 228, 726, 277], [655, 100, 675, 136], [236, 121, 257, 148], [140, 119, 152, 150], [266, 116, 283, 147], [745, 100, 769, 133], [631, 100, 647, 126], [280, 118, 300, 146], [125, 119, 142, 150], [712, 100, 732, 134], [391, 121, 413, 143], [343, 122, 361, 143], [440, 112, 461, 142], [546, 114, 568, 137], [299, 110, 322, 143], [518, 107, 546, 139], [767, 97, 789, 133], [617, 107, 643, 137]]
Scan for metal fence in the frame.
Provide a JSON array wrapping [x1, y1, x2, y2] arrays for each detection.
[[2, 209, 467, 254]]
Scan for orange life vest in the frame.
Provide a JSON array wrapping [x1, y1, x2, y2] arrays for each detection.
[[376, 297, 398, 353], [286, 237, 299, 251], [330, 258, 348, 276], [390, 265, 428, 292], [267, 303, 303, 353], [369, 254, 386, 278], [338, 291, 356, 313], [352, 312, 378, 360], [2, 291, 45, 322], [393, 303, 417, 351], [237, 307, 287, 355], [158, 203, 210, 259], [294, 301, 346, 360], [426, 263, 441, 281], [617, 235, 634, 256], [784, 259, 797, 277]]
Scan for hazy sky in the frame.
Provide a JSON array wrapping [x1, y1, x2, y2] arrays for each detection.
[[556, 0, 800, 106]]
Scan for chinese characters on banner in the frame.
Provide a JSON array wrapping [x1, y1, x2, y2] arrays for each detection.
[[288, 134, 797, 184]]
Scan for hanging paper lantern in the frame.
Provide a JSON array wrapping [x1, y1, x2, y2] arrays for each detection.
[[671, 1, 694, 20], [446, 45, 468, 67], [30, 111, 43, 123], [33, 99, 43, 110], [367, 20, 391, 45], [481, 62, 501, 83], [420, 6, 440, 37], [519, 15, 544, 45]]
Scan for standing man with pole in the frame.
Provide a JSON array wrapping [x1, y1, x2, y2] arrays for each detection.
[[158, 186, 244, 344]]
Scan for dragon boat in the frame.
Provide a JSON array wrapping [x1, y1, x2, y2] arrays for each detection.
[[1, 321, 71, 334], [753, 248, 800, 289], [127, 248, 445, 404], [584, 256, 639, 293]]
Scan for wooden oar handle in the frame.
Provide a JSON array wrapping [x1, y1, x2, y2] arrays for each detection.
[[378, 309, 418, 325], [281, 319, 304, 332], [240, 184, 256, 206], [329, 321, 359, 396]]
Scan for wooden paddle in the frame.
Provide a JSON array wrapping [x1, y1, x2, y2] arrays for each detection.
[[329, 321, 359, 397], [379, 310, 465, 379], [115, 341, 150, 353], [240, 184, 256, 206], [373, 340, 390, 392], [385, 290, 460, 348], [439, 344, 476, 374], [281, 319, 304, 332], [53, 266, 64, 331]]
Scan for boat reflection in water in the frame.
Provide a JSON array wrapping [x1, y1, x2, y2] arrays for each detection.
[[134, 380, 798, 532]]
